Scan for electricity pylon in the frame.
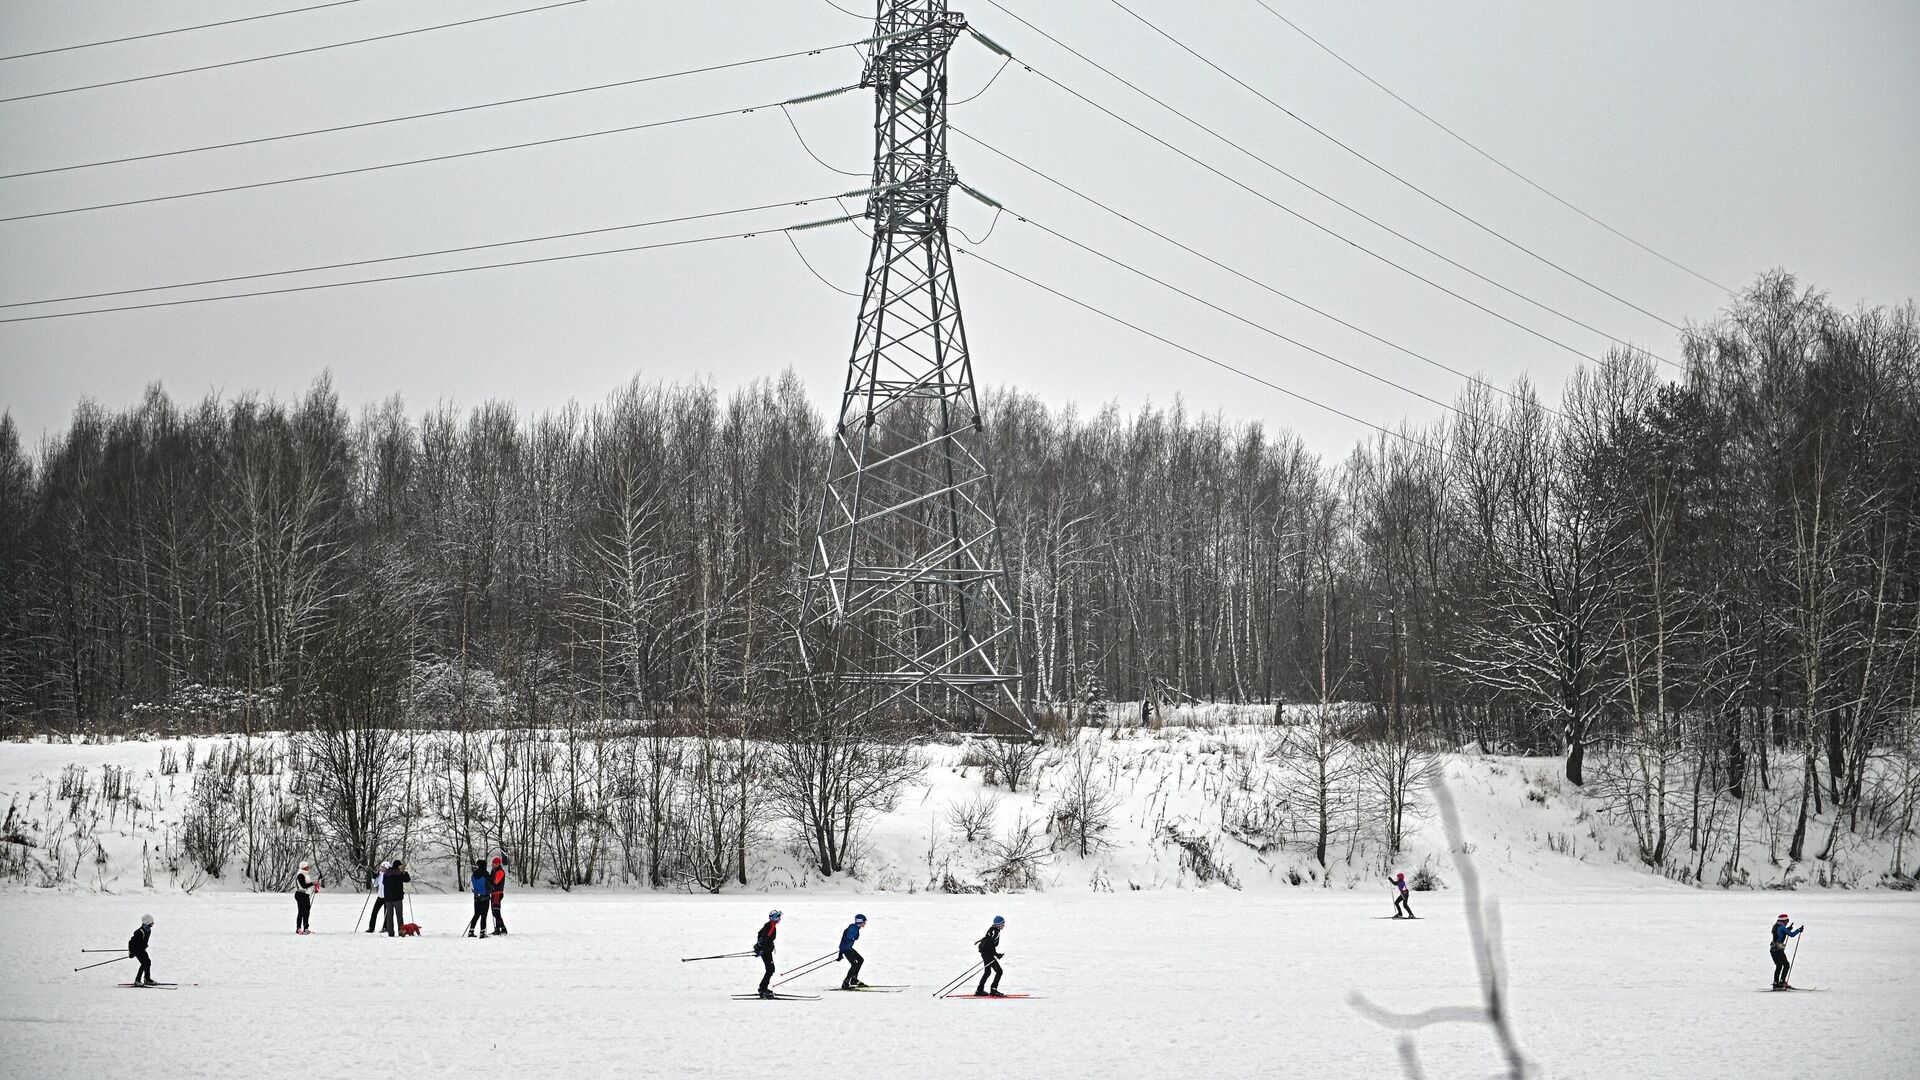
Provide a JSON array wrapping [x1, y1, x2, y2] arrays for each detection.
[[797, 1, 1031, 735]]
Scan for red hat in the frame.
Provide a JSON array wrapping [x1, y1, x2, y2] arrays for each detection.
[[493, 857, 503, 865], [1777, 913, 1790, 920]]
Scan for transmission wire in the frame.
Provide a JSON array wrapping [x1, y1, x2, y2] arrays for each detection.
[[1248, 0, 1735, 295], [0, 85, 860, 224], [0, 1, 374, 62], [0, 1, 591, 105]]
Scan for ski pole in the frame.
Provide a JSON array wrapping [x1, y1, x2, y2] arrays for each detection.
[[772, 954, 842, 989], [681, 951, 756, 963], [79, 948, 125, 953], [74, 955, 131, 972], [354, 879, 372, 931], [1790, 925, 1804, 982], [777, 950, 838, 977], [932, 960, 984, 998]]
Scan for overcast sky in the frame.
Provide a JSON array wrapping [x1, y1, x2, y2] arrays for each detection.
[[2, 0, 1915, 457]]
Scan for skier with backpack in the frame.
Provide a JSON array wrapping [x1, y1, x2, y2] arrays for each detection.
[[1770, 914, 1804, 989], [365, 860, 390, 933], [974, 915, 1006, 997], [128, 914, 156, 986], [753, 910, 782, 999], [466, 860, 491, 938], [293, 861, 322, 934], [488, 855, 509, 935], [1389, 872, 1414, 919], [838, 914, 868, 990]]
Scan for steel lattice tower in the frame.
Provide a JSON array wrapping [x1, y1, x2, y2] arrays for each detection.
[[797, 0, 1030, 735]]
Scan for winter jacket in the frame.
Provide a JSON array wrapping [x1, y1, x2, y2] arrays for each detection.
[[382, 867, 411, 902], [470, 871, 489, 898], [490, 866, 508, 895], [754, 920, 777, 957], [1771, 922, 1802, 949], [839, 922, 862, 953], [371, 868, 387, 899], [1391, 876, 1408, 896], [976, 925, 1001, 960], [295, 871, 320, 896], [128, 925, 151, 956]]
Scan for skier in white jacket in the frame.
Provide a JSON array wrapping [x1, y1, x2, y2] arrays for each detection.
[[365, 861, 390, 934]]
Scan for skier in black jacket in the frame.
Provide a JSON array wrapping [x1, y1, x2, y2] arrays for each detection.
[[974, 915, 1005, 997], [128, 914, 155, 986], [753, 910, 782, 998], [381, 861, 411, 937]]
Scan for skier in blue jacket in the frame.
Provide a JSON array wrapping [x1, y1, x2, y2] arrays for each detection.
[[1770, 914, 1803, 989], [465, 860, 490, 938], [838, 914, 868, 990]]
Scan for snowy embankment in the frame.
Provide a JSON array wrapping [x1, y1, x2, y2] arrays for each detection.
[[1, 726, 1907, 896]]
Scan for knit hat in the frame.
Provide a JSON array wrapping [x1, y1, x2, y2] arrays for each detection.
[[992, 915, 1005, 925], [854, 914, 867, 923], [300, 861, 312, 871], [141, 914, 154, 926], [1777, 913, 1790, 921], [493, 857, 503, 866], [769, 909, 783, 921]]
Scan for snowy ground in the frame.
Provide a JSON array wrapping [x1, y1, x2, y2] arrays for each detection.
[[2, 889, 1914, 1079]]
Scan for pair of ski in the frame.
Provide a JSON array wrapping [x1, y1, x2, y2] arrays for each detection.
[[1762, 986, 1822, 993], [116, 982, 184, 990], [732, 984, 910, 1001]]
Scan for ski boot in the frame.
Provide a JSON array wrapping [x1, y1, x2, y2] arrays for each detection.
[[758, 988, 776, 1000], [988, 989, 1006, 998]]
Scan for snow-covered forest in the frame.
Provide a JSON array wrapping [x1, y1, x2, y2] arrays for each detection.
[[2, 274, 1917, 887]]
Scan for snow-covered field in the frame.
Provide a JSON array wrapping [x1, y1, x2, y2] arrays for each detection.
[[1, 888, 1914, 1079]]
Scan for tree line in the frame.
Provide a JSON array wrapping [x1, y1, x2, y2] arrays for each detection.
[[1, 271, 1916, 874]]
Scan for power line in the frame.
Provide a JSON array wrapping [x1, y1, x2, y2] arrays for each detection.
[[1249, 0, 1736, 296], [0, 85, 859, 224], [1, 38, 872, 181], [0, 217, 860, 325], [0, 1, 373, 62], [960, 184, 1496, 426], [968, 7, 1675, 369], [955, 243, 1452, 459], [1105, 0, 1684, 332], [3, 189, 879, 309], [952, 127, 1548, 415], [0, 1, 590, 106]]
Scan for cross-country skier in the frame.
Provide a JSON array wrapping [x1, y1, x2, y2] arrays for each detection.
[[381, 860, 411, 937], [293, 861, 321, 934], [753, 910, 782, 999], [839, 914, 868, 990], [128, 914, 155, 986], [488, 856, 509, 935], [466, 860, 490, 938], [1770, 914, 1804, 989], [974, 915, 1005, 997], [1390, 872, 1414, 919], [365, 860, 390, 934]]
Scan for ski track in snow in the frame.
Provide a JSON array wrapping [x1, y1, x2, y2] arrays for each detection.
[[2, 890, 1916, 1079]]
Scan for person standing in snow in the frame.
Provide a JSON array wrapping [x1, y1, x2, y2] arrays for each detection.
[[381, 860, 411, 937], [128, 914, 155, 986], [974, 915, 1006, 997], [1389, 872, 1414, 919], [488, 855, 509, 936], [365, 860, 390, 934], [293, 861, 322, 934], [753, 910, 782, 999], [838, 914, 868, 990], [1770, 914, 1804, 989], [466, 860, 491, 938]]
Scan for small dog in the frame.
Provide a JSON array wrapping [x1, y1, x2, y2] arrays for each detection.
[[399, 922, 422, 937]]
